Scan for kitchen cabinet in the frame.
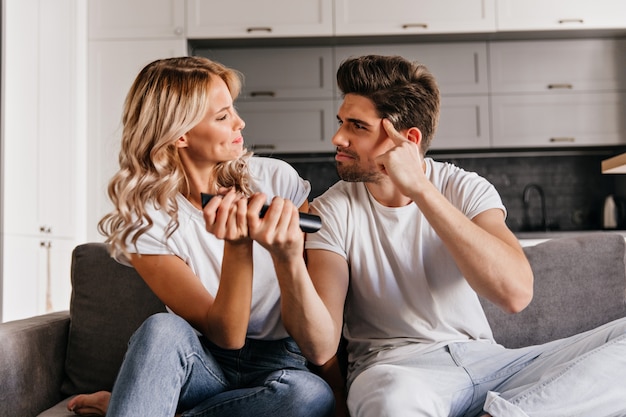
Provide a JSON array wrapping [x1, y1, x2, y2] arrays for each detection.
[[489, 39, 626, 93], [490, 39, 626, 148], [88, 0, 185, 39], [202, 47, 335, 100], [334, 0, 496, 36], [335, 42, 491, 150], [186, 0, 333, 39], [491, 92, 625, 148], [497, 0, 626, 32], [2, 0, 82, 321], [198, 46, 336, 153], [235, 100, 336, 153]]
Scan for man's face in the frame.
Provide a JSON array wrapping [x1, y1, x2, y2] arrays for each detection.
[[332, 94, 395, 183]]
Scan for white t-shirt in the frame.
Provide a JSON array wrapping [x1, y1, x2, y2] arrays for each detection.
[[306, 158, 505, 380], [119, 157, 311, 340]]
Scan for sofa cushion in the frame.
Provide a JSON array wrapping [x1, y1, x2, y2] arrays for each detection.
[[61, 243, 166, 396], [481, 232, 626, 348]]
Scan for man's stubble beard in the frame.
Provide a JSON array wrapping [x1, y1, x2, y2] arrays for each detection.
[[336, 161, 384, 183]]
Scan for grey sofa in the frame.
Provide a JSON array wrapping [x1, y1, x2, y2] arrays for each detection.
[[2, 233, 626, 416]]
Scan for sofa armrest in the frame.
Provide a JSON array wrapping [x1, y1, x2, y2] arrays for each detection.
[[0, 311, 70, 416]]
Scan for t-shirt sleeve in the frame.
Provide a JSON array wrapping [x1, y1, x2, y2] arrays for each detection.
[[305, 189, 349, 259]]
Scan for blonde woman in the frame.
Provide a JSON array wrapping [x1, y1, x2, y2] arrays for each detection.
[[68, 56, 334, 417]]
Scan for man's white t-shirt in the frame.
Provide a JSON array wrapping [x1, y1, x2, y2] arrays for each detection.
[[306, 158, 505, 381], [118, 157, 311, 340]]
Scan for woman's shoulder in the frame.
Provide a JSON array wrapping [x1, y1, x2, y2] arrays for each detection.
[[248, 155, 295, 175]]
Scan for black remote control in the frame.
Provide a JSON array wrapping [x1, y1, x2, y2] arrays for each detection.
[[200, 193, 322, 233]]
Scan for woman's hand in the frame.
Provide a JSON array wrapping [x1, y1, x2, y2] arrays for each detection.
[[202, 189, 251, 244], [247, 193, 305, 262]]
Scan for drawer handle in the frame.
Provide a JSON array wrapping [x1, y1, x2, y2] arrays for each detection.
[[558, 19, 584, 24], [246, 27, 272, 33], [547, 83, 573, 89], [250, 91, 276, 98], [549, 137, 575, 143], [402, 23, 428, 29], [250, 144, 276, 151]]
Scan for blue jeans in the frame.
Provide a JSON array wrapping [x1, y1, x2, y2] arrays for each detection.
[[348, 317, 626, 417], [107, 313, 335, 417]]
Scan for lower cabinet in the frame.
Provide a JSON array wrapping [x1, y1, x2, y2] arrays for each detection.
[[491, 92, 626, 148], [236, 100, 337, 153], [431, 96, 491, 150]]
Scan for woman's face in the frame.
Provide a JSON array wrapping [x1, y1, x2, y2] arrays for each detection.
[[179, 75, 246, 165]]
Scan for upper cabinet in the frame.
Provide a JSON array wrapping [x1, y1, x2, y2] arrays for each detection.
[[497, 0, 626, 31], [490, 39, 626, 93], [334, 0, 496, 36], [201, 47, 335, 99], [186, 0, 333, 39], [89, 0, 185, 39], [490, 39, 626, 148]]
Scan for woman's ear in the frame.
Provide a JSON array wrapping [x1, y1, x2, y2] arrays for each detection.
[[175, 135, 188, 149]]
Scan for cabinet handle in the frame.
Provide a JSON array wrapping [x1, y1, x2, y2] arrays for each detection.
[[39, 225, 52, 233], [246, 27, 273, 33], [558, 19, 584, 25], [173, 26, 184, 36], [402, 23, 428, 30], [40, 240, 51, 248], [547, 83, 573, 90], [549, 137, 575, 143], [250, 144, 276, 151], [250, 91, 276, 98]]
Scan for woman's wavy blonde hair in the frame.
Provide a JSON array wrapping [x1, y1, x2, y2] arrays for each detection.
[[98, 56, 253, 259]]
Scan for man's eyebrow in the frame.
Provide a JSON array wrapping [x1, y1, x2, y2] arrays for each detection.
[[337, 115, 373, 127]]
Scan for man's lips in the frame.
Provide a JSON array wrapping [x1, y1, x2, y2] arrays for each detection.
[[335, 150, 355, 161]]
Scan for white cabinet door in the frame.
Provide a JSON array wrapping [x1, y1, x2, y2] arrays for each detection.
[[490, 39, 626, 93], [88, 0, 185, 39], [235, 100, 336, 154], [3, 0, 78, 238], [335, 42, 489, 95], [88, 40, 188, 241], [2, 236, 74, 322], [431, 96, 491, 150], [491, 93, 626, 148], [200, 47, 335, 99], [334, 0, 496, 36], [497, 0, 626, 31], [186, 0, 333, 39]]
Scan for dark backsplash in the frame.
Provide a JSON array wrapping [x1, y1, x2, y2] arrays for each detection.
[[274, 147, 626, 233]]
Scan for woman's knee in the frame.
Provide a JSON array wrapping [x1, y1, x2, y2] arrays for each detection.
[[129, 313, 198, 351]]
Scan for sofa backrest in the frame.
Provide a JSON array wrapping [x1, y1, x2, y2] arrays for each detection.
[[62, 233, 626, 395], [481, 232, 626, 348], [61, 242, 166, 396]]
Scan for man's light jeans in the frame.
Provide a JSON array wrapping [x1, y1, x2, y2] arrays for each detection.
[[348, 317, 626, 417]]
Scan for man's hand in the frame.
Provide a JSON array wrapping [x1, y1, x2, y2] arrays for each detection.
[[375, 119, 426, 198]]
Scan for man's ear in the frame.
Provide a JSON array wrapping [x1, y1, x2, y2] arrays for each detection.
[[406, 127, 422, 146]]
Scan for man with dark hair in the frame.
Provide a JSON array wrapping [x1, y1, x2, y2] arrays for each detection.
[[252, 54, 626, 417]]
